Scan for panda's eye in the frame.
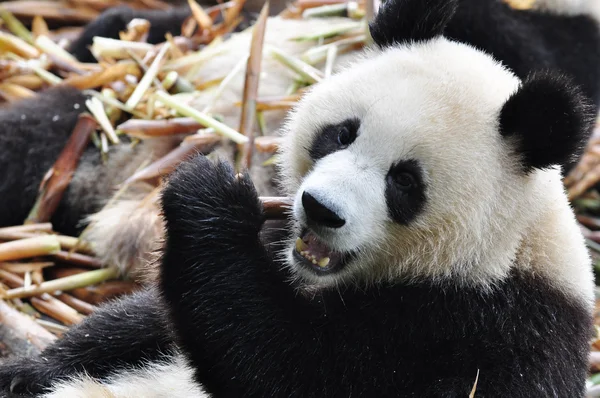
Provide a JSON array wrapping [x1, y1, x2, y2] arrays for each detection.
[[385, 160, 426, 225], [337, 127, 352, 147], [393, 172, 415, 190], [309, 118, 360, 161]]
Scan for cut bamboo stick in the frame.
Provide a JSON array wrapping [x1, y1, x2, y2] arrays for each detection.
[[0, 236, 60, 262], [25, 114, 98, 224], [52, 251, 103, 268], [117, 117, 204, 138], [261, 197, 293, 219], [3, 268, 119, 299], [31, 294, 83, 325], [0, 299, 55, 354]]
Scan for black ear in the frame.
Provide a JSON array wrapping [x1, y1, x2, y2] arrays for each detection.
[[369, 0, 458, 47], [499, 72, 594, 172]]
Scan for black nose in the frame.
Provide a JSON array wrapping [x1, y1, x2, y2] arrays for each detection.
[[302, 191, 345, 228]]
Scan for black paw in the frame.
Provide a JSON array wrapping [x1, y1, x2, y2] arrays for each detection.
[[0, 358, 48, 397], [161, 156, 264, 240]]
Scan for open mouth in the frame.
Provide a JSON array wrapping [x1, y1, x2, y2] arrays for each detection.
[[292, 229, 351, 274]]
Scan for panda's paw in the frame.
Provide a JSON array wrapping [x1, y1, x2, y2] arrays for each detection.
[[0, 358, 49, 397], [162, 155, 264, 236]]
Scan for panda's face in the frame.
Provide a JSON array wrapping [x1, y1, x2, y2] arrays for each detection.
[[279, 39, 554, 288]]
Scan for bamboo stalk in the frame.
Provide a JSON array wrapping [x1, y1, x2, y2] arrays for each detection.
[[255, 136, 282, 153], [0, 262, 54, 274], [52, 251, 103, 269], [0, 9, 34, 43], [117, 117, 204, 138], [91, 37, 154, 60], [188, 0, 213, 30], [56, 293, 95, 315], [25, 114, 98, 224], [86, 98, 120, 144], [261, 197, 293, 219], [124, 138, 220, 184], [0, 82, 36, 101], [0, 269, 85, 327], [126, 42, 171, 109], [31, 294, 83, 325], [0, 1, 99, 24], [155, 91, 248, 144], [3, 268, 119, 300], [0, 299, 55, 354], [0, 223, 52, 234], [62, 61, 140, 90], [269, 47, 324, 84], [31, 15, 49, 39], [237, 1, 269, 170], [0, 31, 39, 58], [70, 280, 140, 305], [36, 319, 70, 336], [0, 236, 60, 262], [0, 231, 93, 254], [4, 74, 45, 90]]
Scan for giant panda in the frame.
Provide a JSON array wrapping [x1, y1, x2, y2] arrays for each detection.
[[0, 0, 597, 396]]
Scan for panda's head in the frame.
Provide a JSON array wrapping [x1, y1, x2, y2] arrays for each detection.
[[277, 0, 593, 291]]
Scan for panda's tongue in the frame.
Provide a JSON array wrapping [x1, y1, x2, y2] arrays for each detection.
[[295, 231, 332, 269]]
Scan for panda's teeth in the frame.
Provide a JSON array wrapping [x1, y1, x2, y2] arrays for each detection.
[[295, 237, 332, 268], [295, 238, 307, 252], [317, 257, 330, 268]]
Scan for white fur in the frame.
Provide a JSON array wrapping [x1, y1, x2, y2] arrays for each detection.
[[42, 354, 207, 398], [534, 0, 600, 21], [278, 37, 594, 307]]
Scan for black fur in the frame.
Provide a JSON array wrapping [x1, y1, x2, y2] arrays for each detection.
[[0, 86, 87, 231], [369, 0, 458, 47], [447, 0, 600, 108], [500, 72, 594, 172], [0, 289, 174, 396], [369, 0, 600, 108], [156, 156, 591, 397], [385, 159, 427, 224], [68, 6, 191, 62], [308, 118, 360, 161]]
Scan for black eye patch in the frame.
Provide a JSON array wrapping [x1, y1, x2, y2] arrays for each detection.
[[385, 159, 426, 225], [309, 118, 360, 161]]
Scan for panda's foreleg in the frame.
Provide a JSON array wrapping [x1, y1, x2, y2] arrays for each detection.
[[158, 156, 306, 392], [0, 288, 174, 396], [68, 6, 192, 62]]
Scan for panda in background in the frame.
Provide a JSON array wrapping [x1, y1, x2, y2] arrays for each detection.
[[0, 0, 598, 396]]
